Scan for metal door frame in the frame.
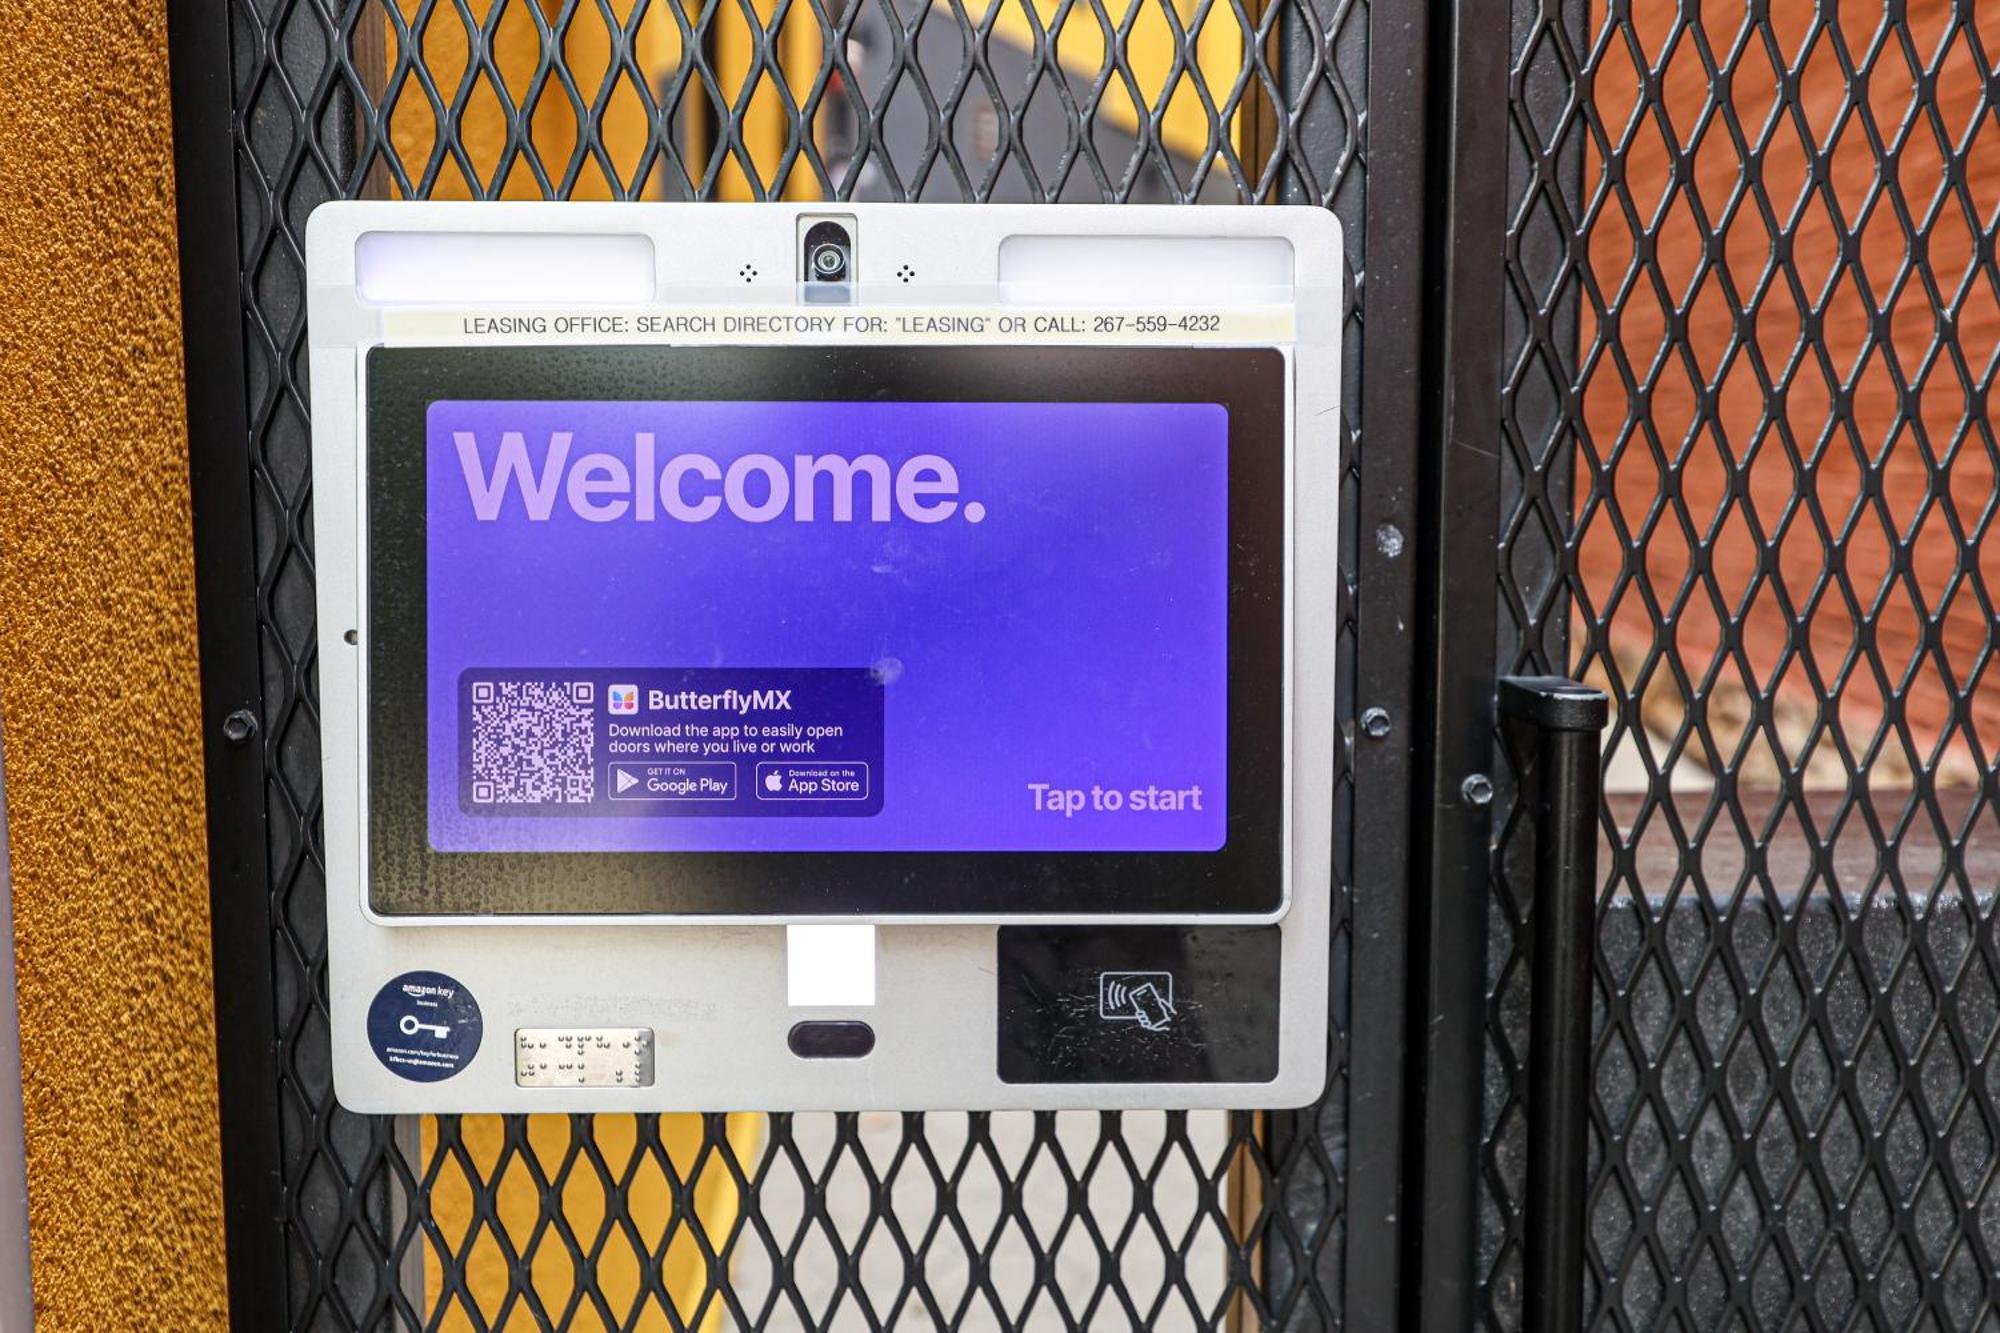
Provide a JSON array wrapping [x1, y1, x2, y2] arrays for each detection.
[[160, 0, 1487, 1323], [161, 1, 2000, 1327]]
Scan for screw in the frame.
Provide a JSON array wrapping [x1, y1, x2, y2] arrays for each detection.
[[222, 709, 259, 745], [1461, 773, 1494, 806], [1360, 707, 1391, 739]]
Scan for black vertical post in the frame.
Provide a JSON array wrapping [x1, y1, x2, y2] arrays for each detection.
[[165, 4, 293, 1331], [1499, 676, 1606, 1333], [1405, 0, 1513, 1324]]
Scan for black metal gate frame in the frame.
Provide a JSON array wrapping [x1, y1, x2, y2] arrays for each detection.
[[160, 0, 1541, 1324]]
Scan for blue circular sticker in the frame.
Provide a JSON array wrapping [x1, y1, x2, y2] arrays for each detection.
[[367, 970, 483, 1082]]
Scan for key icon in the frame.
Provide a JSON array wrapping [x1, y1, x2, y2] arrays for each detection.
[[400, 1014, 451, 1040]]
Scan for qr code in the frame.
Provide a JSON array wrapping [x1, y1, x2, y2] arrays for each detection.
[[468, 680, 596, 805]]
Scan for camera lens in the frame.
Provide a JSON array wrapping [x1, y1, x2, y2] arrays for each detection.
[[801, 219, 853, 286]]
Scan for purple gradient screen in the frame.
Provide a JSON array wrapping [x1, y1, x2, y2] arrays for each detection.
[[426, 399, 1228, 852]]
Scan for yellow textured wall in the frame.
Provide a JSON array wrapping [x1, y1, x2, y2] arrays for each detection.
[[0, 0, 228, 1326]]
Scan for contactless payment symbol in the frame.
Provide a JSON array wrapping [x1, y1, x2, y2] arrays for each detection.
[[367, 970, 483, 1082], [608, 684, 639, 714], [1098, 971, 1177, 1032]]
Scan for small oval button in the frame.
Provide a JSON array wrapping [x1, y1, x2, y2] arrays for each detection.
[[787, 1020, 876, 1059]]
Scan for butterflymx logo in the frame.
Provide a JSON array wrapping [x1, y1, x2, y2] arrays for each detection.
[[454, 432, 988, 525], [607, 684, 639, 715]]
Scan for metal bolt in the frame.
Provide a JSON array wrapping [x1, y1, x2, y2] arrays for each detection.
[[1461, 773, 1494, 806], [222, 709, 259, 745], [1360, 707, 1391, 739]]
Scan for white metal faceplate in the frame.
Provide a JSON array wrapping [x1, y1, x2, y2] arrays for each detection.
[[307, 201, 1342, 1112]]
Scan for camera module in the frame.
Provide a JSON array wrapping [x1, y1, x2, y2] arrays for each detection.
[[809, 240, 847, 279], [799, 217, 855, 302]]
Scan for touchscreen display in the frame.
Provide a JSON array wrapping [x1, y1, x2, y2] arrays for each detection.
[[424, 399, 1228, 854]]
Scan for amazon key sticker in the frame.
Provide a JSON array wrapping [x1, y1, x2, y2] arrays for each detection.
[[368, 970, 484, 1082]]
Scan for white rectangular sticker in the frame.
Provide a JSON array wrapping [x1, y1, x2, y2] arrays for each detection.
[[381, 305, 1295, 347]]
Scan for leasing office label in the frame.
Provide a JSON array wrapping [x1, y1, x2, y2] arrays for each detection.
[[380, 304, 1295, 346]]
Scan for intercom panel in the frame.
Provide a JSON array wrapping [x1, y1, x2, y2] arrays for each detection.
[[307, 202, 1342, 1111]]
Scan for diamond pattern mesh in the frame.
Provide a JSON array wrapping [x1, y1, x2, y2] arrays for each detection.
[[1487, 1, 2000, 1328], [219, 0, 1366, 1325]]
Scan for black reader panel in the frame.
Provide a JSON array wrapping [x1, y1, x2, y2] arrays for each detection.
[[996, 925, 1281, 1085]]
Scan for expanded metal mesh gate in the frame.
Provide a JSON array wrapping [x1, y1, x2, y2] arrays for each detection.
[[1478, 2, 2000, 1330], [168, 0, 1394, 1328], [167, 0, 1999, 1327]]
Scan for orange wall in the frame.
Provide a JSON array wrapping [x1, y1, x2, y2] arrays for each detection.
[[0, 0, 228, 1326]]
